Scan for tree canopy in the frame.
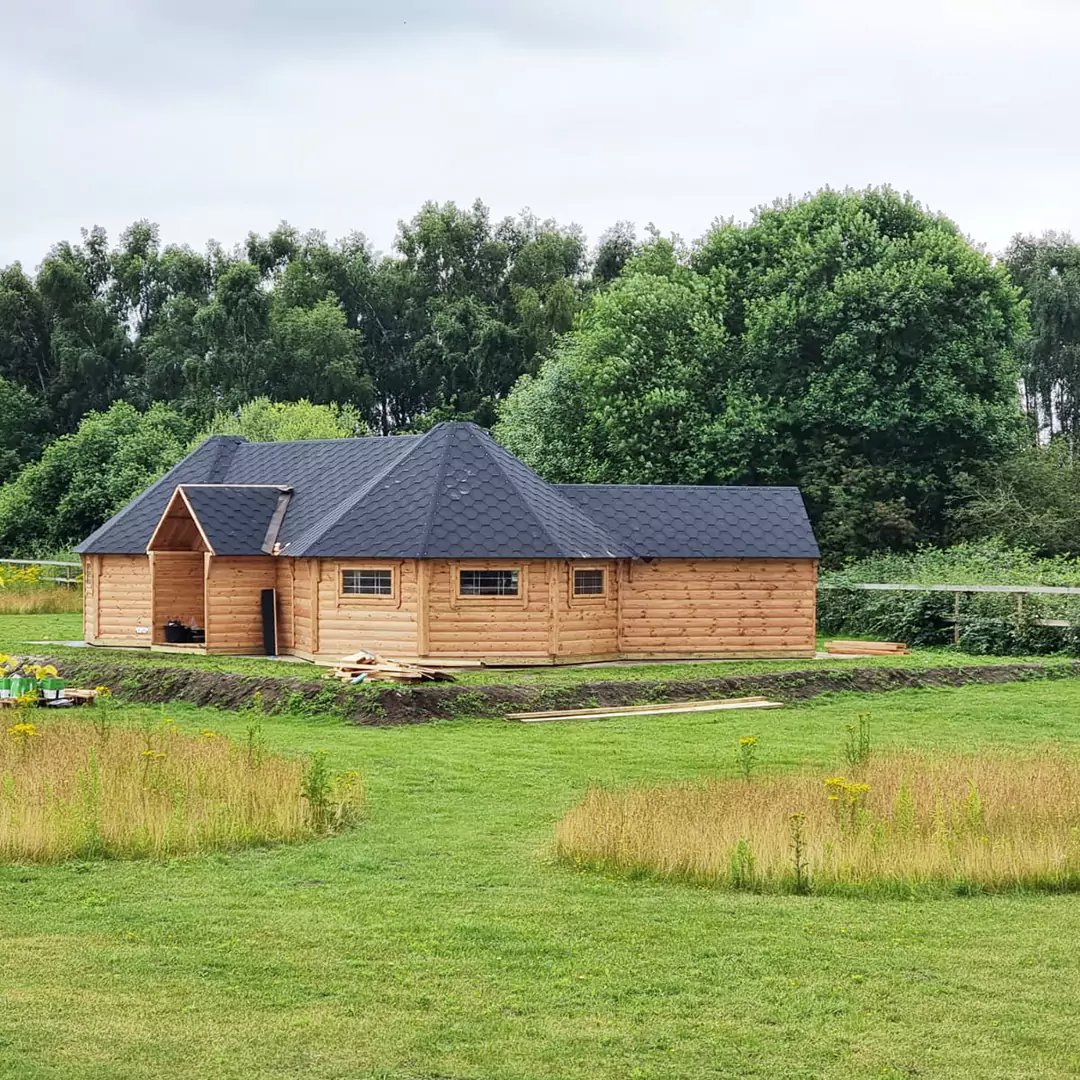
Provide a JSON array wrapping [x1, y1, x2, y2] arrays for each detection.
[[0, 399, 361, 557], [1005, 231, 1080, 446], [0, 188, 1065, 561], [499, 189, 1028, 557]]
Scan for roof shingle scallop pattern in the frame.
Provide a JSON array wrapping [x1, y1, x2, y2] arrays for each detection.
[[297, 422, 630, 558], [77, 423, 819, 560], [179, 485, 288, 556], [556, 484, 820, 559]]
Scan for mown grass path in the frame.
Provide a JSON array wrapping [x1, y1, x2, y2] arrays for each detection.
[[1, 679, 1079, 1078]]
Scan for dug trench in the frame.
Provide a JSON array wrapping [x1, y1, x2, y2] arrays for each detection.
[[16, 655, 1080, 724]]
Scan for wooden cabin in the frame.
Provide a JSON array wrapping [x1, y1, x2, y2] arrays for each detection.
[[77, 423, 820, 664]]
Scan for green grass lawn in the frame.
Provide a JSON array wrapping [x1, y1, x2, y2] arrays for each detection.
[[2, 677, 1079, 1078], [0, 613, 1070, 690]]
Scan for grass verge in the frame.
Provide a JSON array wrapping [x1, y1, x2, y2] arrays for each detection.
[[1, 681, 1079, 1078]]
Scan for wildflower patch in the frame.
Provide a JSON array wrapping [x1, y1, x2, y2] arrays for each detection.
[[0, 714, 365, 863], [554, 747, 1080, 896]]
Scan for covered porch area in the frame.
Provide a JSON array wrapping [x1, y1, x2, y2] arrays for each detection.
[[146, 484, 291, 655]]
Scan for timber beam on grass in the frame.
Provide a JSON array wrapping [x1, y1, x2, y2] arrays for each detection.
[[507, 697, 784, 723]]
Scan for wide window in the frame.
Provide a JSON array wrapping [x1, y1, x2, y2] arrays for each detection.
[[459, 569, 519, 596], [573, 568, 606, 596], [341, 568, 393, 596]]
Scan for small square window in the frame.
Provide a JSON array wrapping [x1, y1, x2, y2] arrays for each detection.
[[574, 569, 605, 596], [460, 569, 519, 596], [341, 568, 393, 596]]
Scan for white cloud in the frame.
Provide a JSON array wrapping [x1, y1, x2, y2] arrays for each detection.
[[4, 0, 1079, 271]]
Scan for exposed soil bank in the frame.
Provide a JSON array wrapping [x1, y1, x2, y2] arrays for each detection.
[[19, 655, 1080, 725]]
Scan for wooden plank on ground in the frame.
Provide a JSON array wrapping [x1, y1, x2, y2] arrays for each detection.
[[824, 640, 909, 655], [507, 698, 783, 722], [507, 696, 770, 720]]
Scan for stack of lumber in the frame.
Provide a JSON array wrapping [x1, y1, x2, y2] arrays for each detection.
[[507, 696, 784, 723], [824, 640, 910, 657], [326, 650, 456, 684]]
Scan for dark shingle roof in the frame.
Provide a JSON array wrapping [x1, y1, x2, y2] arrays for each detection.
[[180, 485, 290, 556], [557, 484, 820, 559], [77, 436, 246, 556], [77, 423, 819, 560], [296, 422, 630, 558]]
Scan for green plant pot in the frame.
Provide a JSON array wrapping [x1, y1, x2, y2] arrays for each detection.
[[40, 678, 66, 700], [9, 676, 38, 699]]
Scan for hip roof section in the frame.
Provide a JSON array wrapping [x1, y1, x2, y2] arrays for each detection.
[[76, 423, 819, 560]]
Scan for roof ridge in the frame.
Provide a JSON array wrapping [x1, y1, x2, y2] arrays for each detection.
[[416, 425, 457, 558], [204, 435, 244, 482], [285, 431, 432, 554], [74, 436, 236, 554], [475, 429, 628, 555], [556, 482, 801, 491], [473, 428, 565, 552]]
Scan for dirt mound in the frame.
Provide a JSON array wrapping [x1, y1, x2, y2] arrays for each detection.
[[20, 655, 1080, 725]]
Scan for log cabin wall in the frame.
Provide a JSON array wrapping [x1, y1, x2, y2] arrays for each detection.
[[311, 558, 419, 659], [616, 557, 817, 658], [149, 552, 206, 644], [83, 554, 153, 646], [552, 559, 619, 660], [291, 557, 313, 653], [204, 556, 276, 654], [424, 559, 554, 660], [274, 559, 295, 654]]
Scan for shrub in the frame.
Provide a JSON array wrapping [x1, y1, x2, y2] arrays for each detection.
[[0, 561, 82, 614], [554, 748, 1080, 896], [819, 540, 1080, 655], [0, 713, 364, 863]]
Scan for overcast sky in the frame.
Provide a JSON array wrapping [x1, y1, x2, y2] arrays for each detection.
[[4, 0, 1079, 270]]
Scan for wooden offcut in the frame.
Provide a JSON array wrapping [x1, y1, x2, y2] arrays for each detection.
[[507, 697, 784, 722], [326, 651, 456, 684], [824, 640, 910, 655]]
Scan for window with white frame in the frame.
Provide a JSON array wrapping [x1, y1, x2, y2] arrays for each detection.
[[459, 569, 519, 596], [340, 568, 393, 596], [573, 568, 606, 596]]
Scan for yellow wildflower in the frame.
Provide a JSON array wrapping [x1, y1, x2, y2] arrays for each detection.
[[7, 721, 37, 738]]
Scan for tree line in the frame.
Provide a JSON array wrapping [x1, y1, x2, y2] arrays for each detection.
[[1, 188, 1078, 562]]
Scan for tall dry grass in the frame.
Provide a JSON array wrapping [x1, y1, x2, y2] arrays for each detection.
[[0, 586, 82, 615], [0, 712, 364, 863], [555, 749, 1080, 895], [0, 562, 82, 614]]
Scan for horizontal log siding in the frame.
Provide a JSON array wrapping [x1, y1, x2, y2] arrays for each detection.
[[292, 558, 313, 652], [426, 559, 553, 659], [313, 558, 419, 658], [618, 558, 817, 656], [89, 554, 152, 646], [555, 560, 619, 659], [150, 552, 205, 644], [205, 556, 276, 654], [275, 559, 294, 653]]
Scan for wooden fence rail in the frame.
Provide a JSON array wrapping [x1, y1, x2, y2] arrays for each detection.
[[819, 581, 1080, 642]]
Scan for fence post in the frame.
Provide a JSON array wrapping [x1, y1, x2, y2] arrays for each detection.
[[953, 592, 961, 645]]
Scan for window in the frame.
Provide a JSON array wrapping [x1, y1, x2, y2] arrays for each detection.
[[573, 568, 606, 596], [341, 568, 393, 596], [459, 569, 519, 596]]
